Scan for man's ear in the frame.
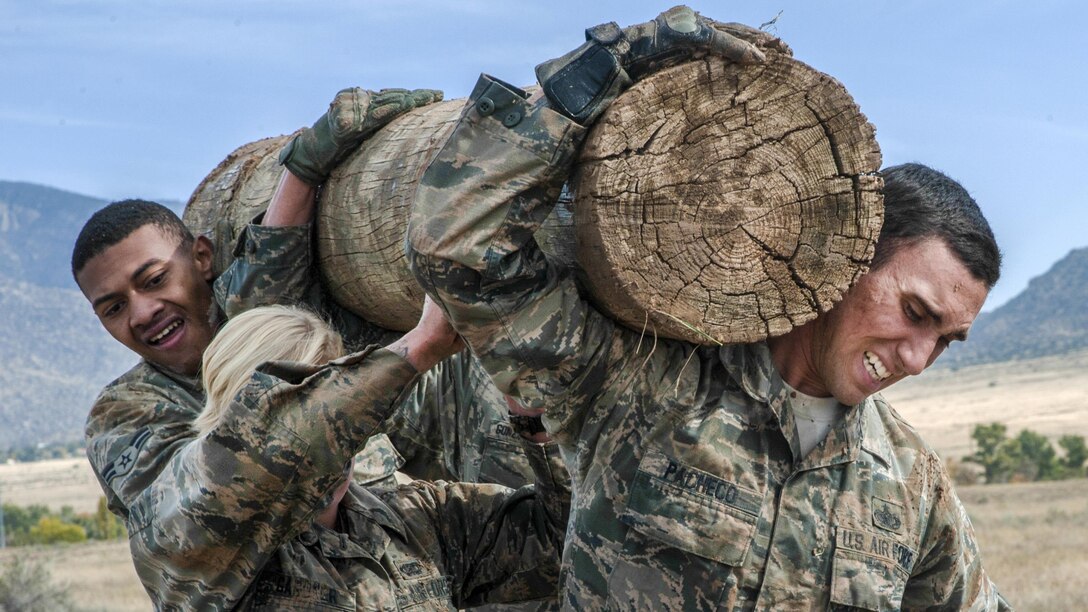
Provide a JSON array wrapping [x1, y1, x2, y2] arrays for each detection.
[[192, 235, 215, 281]]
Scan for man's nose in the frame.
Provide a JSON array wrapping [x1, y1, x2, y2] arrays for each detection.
[[898, 333, 939, 376], [130, 294, 162, 327]]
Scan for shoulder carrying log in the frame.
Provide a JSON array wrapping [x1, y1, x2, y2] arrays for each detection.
[[184, 49, 881, 345]]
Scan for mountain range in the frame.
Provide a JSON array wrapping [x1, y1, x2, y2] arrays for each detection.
[[0, 179, 1084, 452]]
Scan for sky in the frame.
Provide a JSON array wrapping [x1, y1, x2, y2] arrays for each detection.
[[2, 0, 1085, 311]]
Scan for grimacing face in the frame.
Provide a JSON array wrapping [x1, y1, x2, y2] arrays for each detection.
[[770, 237, 989, 406], [76, 225, 216, 377]]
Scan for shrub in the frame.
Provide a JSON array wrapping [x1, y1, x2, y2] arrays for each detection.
[[0, 557, 78, 612]]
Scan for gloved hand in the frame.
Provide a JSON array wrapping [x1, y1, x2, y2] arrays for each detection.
[[536, 5, 779, 125], [279, 87, 443, 185]]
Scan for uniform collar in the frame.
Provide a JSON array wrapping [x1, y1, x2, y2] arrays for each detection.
[[718, 342, 889, 468], [144, 359, 205, 404]]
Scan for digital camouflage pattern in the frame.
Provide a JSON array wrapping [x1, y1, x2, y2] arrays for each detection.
[[218, 218, 551, 486], [234, 438, 569, 611], [407, 348, 538, 487], [408, 74, 1011, 610], [87, 347, 420, 609], [86, 216, 569, 609]]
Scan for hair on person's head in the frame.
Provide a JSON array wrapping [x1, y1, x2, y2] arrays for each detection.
[[873, 163, 1002, 289], [71, 199, 195, 280], [193, 305, 344, 436]]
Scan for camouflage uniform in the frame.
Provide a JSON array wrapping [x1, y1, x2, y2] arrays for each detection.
[[408, 74, 1011, 610], [214, 220, 437, 477], [89, 347, 568, 610], [235, 431, 569, 610], [219, 218, 544, 487], [86, 219, 567, 609]]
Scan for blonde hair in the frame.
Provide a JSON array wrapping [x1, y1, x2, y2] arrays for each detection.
[[194, 305, 344, 436]]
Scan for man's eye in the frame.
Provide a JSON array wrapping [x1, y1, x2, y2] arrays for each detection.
[[904, 304, 922, 323], [146, 272, 166, 288], [101, 302, 124, 318]]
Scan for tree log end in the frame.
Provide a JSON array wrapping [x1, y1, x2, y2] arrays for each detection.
[[573, 52, 883, 345]]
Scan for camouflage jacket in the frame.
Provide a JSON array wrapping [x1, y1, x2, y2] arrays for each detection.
[[235, 439, 570, 611], [213, 221, 438, 477], [218, 218, 546, 487], [87, 347, 419, 609], [408, 74, 1010, 611]]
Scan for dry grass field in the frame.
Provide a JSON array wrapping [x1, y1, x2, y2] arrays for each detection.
[[961, 478, 1088, 610], [0, 457, 104, 514], [0, 352, 1084, 610], [883, 349, 1088, 461], [0, 539, 151, 611]]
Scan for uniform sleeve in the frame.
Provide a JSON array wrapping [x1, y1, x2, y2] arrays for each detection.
[[387, 439, 571, 607], [407, 74, 627, 442], [381, 356, 456, 481], [211, 218, 448, 478], [85, 374, 201, 521], [902, 465, 1010, 611], [98, 348, 419, 610], [213, 219, 394, 350]]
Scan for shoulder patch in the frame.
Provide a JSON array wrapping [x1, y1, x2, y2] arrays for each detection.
[[102, 426, 153, 485]]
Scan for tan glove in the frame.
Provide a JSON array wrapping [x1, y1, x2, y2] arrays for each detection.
[[279, 87, 443, 185]]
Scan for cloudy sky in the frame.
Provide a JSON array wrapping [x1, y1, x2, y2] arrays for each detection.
[[2, 0, 1084, 310]]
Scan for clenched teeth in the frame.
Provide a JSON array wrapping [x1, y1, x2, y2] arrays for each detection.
[[865, 351, 890, 381], [150, 321, 181, 344]]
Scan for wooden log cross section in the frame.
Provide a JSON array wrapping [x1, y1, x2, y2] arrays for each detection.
[[185, 51, 882, 345]]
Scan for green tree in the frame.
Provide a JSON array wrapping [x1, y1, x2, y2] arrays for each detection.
[[82, 496, 124, 540], [1015, 429, 1059, 481], [27, 516, 86, 545], [1059, 434, 1088, 476], [966, 423, 1016, 483], [2, 504, 50, 546]]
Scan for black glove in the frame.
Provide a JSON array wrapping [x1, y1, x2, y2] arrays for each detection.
[[536, 5, 772, 125]]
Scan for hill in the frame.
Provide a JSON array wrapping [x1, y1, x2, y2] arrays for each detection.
[[941, 247, 1088, 367], [0, 181, 143, 452], [0, 181, 113, 290]]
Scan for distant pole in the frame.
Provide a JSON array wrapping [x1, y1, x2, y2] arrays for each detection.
[[0, 486, 5, 548]]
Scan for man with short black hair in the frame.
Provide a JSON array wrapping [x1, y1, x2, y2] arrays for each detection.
[[408, 5, 1010, 609]]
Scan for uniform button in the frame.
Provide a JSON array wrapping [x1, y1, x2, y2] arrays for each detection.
[[246, 240, 256, 254], [502, 110, 522, 127], [477, 97, 495, 115]]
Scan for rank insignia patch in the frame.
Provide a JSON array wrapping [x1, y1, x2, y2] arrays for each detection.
[[872, 496, 905, 534]]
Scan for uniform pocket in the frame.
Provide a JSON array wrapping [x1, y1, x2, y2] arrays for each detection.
[[829, 528, 913, 611], [607, 451, 763, 610], [478, 421, 535, 488], [619, 450, 762, 564]]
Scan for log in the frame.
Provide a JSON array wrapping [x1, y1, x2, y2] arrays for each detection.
[[575, 54, 882, 343], [184, 50, 881, 344]]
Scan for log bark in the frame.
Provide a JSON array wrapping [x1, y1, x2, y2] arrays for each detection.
[[184, 50, 881, 344]]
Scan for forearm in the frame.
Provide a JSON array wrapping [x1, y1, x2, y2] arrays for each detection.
[[409, 75, 584, 276], [124, 348, 419, 608], [408, 74, 613, 416], [261, 169, 317, 227]]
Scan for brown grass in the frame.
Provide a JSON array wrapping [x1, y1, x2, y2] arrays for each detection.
[[0, 457, 104, 514], [959, 479, 1088, 611], [883, 349, 1088, 461], [0, 540, 150, 611]]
